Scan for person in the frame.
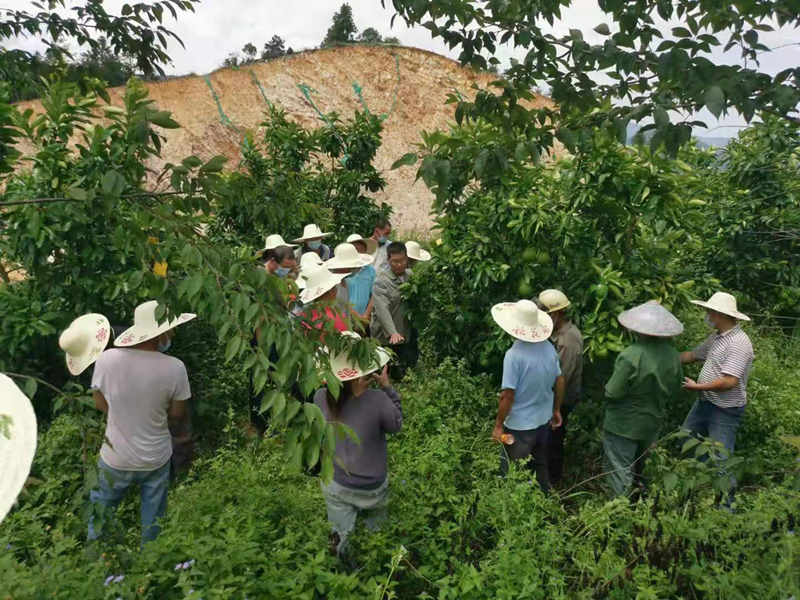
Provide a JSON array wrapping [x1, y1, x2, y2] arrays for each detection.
[[294, 224, 333, 261], [490, 299, 564, 495], [680, 292, 754, 499], [88, 300, 195, 544], [404, 240, 431, 269], [314, 332, 399, 555], [603, 301, 684, 498], [537, 289, 583, 486], [59, 313, 112, 376], [327, 241, 376, 328], [263, 245, 298, 279], [256, 233, 298, 265], [299, 264, 350, 337], [370, 217, 392, 274], [343, 234, 379, 326], [0, 374, 38, 525], [371, 242, 418, 378]]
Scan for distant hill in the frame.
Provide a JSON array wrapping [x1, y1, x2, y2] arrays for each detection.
[[626, 122, 731, 151]]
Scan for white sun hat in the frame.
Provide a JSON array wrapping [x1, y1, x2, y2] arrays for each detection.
[[405, 241, 431, 262], [327, 243, 375, 270], [293, 224, 332, 243], [618, 301, 685, 337], [491, 299, 554, 343], [296, 253, 326, 290], [256, 234, 297, 257], [345, 233, 378, 257], [58, 313, 112, 375], [538, 289, 571, 313], [690, 291, 751, 321], [0, 374, 38, 524], [299, 266, 347, 304], [114, 300, 197, 347], [327, 331, 392, 382]]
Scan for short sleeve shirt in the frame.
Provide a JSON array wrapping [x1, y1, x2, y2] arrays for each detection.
[[346, 265, 377, 315], [501, 340, 561, 431], [693, 326, 754, 408], [92, 348, 191, 471]]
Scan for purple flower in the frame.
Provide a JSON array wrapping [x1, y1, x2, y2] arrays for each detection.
[[182, 561, 191, 569], [114, 575, 124, 583], [104, 575, 114, 587], [174, 563, 182, 571], [189, 559, 196, 566], [4, 544, 11, 550], [188, 590, 195, 595]]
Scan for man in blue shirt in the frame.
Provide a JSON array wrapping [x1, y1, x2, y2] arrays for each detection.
[[490, 299, 565, 495]]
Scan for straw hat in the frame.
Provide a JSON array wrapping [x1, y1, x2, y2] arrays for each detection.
[[618, 301, 684, 337], [0, 374, 38, 523], [327, 243, 375, 270], [345, 233, 378, 256], [256, 234, 297, 257], [299, 266, 347, 304], [405, 241, 431, 262], [538, 289, 571, 313], [690, 292, 750, 321], [293, 224, 332, 243], [114, 301, 197, 347], [296, 253, 325, 290], [59, 313, 112, 375], [491, 300, 553, 342], [327, 331, 392, 382]]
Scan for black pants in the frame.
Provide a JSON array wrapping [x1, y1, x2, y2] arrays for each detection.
[[387, 329, 419, 381], [547, 403, 574, 485], [499, 423, 551, 496]]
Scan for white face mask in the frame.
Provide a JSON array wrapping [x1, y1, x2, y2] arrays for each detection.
[[704, 314, 715, 329], [158, 336, 172, 353]]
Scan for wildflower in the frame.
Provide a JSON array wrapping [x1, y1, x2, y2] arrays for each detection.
[[182, 561, 191, 570], [4, 544, 11, 550], [189, 559, 195, 566], [114, 575, 124, 584], [188, 590, 195, 595], [104, 576, 114, 587], [174, 563, 182, 571]]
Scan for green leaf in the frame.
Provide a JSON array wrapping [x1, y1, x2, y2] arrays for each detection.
[[101, 170, 125, 196], [128, 270, 144, 290], [66, 186, 87, 200], [186, 274, 204, 299], [199, 155, 227, 173], [391, 153, 418, 169], [148, 110, 180, 129], [704, 86, 725, 119], [682, 437, 701, 454], [672, 27, 692, 38], [663, 472, 678, 494], [653, 107, 669, 127], [593, 23, 610, 36], [244, 302, 260, 325], [321, 455, 334, 484], [224, 336, 242, 362], [24, 378, 37, 400], [474, 151, 488, 178]]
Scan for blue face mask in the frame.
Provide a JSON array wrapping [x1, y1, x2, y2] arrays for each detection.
[[307, 240, 322, 250], [275, 266, 291, 278], [704, 314, 715, 328], [378, 235, 388, 245], [158, 337, 172, 353]]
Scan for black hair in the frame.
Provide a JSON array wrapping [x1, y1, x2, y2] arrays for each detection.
[[374, 216, 391, 231], [387, 241, 407, 259], [325, 380, 353, 421], [270, 245, 295, 264]]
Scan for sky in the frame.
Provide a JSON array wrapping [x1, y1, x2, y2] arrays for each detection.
[[7, 0, 800, 137]]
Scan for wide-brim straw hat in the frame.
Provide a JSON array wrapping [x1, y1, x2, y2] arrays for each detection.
[[327, 331, 392, 382], [618, 301, 685, 337], [690, 292, 750, 321], [405, 240, 431, 262], [491, 299, 553, 342], [296, 254, 325, 290], [0, 374, 38, 524], [327, 243, 375, 270], [115, 300, 196, 347], [345, 233, 379, 257], [299, 266, 347, 304], [59, 313, 112, 375], [538, 289, 571, 313], [293, 224, 332, 243], [256, 234, 297, 257]]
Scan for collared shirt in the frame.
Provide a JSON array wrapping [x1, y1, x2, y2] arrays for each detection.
[[373, 244, 390, 274], [501, 339, 562, 431], [370, 268, 411, 344], [604, 337, 683, 441], [346, 265, 376, 315], [294, 243, 332, 262], [550, 321, 584, 408], [692, 326, 754, 408]]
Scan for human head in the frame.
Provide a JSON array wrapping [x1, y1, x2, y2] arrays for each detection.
[[304, 238, 324, 251], [318, 283, 340, 302], [373, 217, 392, 242], [352, 240, 368, 254], [266, 245, 297, 276], [705, 308, 736, 331], [387, 241, 408, 275]]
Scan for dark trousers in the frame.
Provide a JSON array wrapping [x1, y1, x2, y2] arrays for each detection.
[[388, 329, 419, 381], [547, 404, 574, 485], [499, 423, 551, 496]]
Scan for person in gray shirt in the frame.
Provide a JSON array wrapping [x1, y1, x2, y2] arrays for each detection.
[[314, 334, 401, 555]]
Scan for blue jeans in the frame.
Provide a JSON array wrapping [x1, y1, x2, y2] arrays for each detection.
[[682, 399, 745, 457], [88, 458, 170, 544]]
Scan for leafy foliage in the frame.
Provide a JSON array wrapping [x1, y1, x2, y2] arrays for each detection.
[[322, 3, 359, 47]]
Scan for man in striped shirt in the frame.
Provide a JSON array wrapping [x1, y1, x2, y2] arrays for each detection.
[[680, 292, 754, 465]]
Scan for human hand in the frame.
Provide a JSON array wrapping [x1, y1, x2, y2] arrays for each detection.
[[389, 333, 405, 345], [550, 411, 562, 429], [373, 365, 390, 389], [683, 377, 699, 391], [491, 425, 504, 443]]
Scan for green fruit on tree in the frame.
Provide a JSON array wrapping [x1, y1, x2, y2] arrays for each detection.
[[595, 283, 609, 301], [595, 347, 609, 359], [536, 250, 550, 266], [440, 243, 453, 255], [522, 247, 538, 263], [518, 281, 534, 297]]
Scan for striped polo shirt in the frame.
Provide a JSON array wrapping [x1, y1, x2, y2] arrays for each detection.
[[692, 326, 754, 408]]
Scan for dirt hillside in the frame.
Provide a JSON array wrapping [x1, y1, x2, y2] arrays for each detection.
[[15, 45, 555, 232]]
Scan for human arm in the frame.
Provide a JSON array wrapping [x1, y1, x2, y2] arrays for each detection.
[[683, 375, 739, 392], [605, 351, 635, 401], [551, 375, 565, 429], [372, 278, 403, 342], [92, 390, 109, 414], [362, 296, 374, 321], [492, 389, 514, 442], [680, 351, 699, 365], [374, 366, 403, 433]]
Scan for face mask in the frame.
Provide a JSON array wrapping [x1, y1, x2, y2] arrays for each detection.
[[275, 266, 291, 278], [378, 236, 388, 245], [307, 241, 322, 250], [158, 337, 172, 353], [704, 314, 715, 328]]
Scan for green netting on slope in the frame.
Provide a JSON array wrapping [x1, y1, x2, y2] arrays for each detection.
[[203, 75, 252, 152]]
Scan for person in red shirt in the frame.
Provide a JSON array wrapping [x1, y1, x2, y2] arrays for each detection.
[[299, 264, 350, 337]]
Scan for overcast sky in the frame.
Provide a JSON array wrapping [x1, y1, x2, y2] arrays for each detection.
[[8, 0, 800, 137]]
